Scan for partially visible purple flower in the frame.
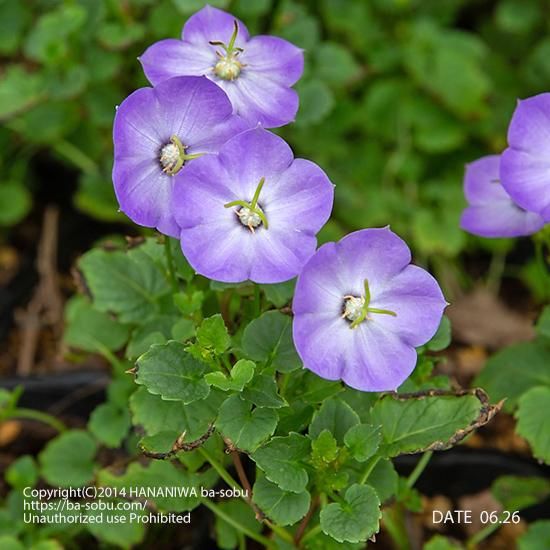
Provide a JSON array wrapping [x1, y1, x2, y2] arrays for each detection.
[[172, 127, 334, 283], [139, 5, 303, 128], [501, 93, 550, 221], [292, 228, 447, 392], [113, 76, 246, 236], [460, 155, 545, 238]]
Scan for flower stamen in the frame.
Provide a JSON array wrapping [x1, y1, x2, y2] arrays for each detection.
[[224, 176, 268, 231], [210, 20, 245, 81], [159, 135, 203, 175], [343, 279, 397, 329]]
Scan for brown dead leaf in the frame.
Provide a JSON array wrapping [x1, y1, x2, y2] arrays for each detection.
[[447, 287, 535, 350]]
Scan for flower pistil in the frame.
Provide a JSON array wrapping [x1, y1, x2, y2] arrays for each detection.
[[210, 21, 245, 81], [224, 176, 268, 232], [343, 279, 397, 329]]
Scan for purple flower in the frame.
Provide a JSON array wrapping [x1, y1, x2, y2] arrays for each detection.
[[460, 155, 545, 238], [501, 93, 550, 221], [113, 76, 246, 237], [139, 5, 303, 128], [292, 228, 447, 392], [172, 127, 334, 283]]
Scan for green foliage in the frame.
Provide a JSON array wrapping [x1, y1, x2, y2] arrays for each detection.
[[492, 476, 550, 511], [518, 520, 550, 550], [516, 386, 550, 464]]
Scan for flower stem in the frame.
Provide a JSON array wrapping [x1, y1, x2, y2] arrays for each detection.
[[406, 451, 433, 488], [11, 408, 66, 433], [201, 497, 275, 548], [198, 447, 241, 490], [359, 455, 381, 484], [164, 237, 179, 293], [301, 524, 322, 544], [466, 512, 508, 549]]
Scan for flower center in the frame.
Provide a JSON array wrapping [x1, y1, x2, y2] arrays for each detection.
[[210, 20, 245, 81], [224, 176, 268, 233], [159, 135, 204, 176], [342, 279, 397, 329]]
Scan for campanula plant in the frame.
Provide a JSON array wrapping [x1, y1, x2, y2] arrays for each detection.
[[21, 5, 508, 549]]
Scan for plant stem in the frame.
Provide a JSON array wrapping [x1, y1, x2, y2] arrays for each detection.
[[359, 455, 381, 484], [301, 523, 322, 544], [466, 512, 508, 549], [52, 140, 98, 175], [406, 451, 433, 488], [201, 497, 275, 548], [164, 237, 179, 293], [198, 447, 241, 490], [12, 408, 66, 433]]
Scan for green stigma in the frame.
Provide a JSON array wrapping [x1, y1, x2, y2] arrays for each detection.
[[211, 20, 245, 81], [224, 177, 268, 232], [159, 135, 203, 175], [343, 279, 397, 329]]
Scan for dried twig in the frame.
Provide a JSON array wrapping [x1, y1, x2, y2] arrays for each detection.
[[140, 424, 215, 459], [294, 495, 319, 545], [16, 206, 63, 375]]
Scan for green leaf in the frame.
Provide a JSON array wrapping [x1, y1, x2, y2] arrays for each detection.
[[0, 66, 45, 121], [367, 459, 398, 503], [475, 340, 550, 412], [5, 456, 38, 489], [536, 306, 550, 339], [0, 537, 24, 550], [126, 315, 180, 359], [196, 314, 230, 354], [216, 395, 278, 452], [252, 477, 310, 526], [492, 476, 550, 511], [79, 247, 170, 323], [0, 182, 31, 226], [311, 430, 339, 467], [205, 359, 255, 392], [242, 374, 287, 408], [315, 42, 360, 85], [251, 433, 310, 493], [261, 280, 295, 307], [426, 316, 451, 352], [320, 484, 381, 543], [64, 297, 130, 354], [86, 502, 145, 549], [242, 311, 301, 372], [88, 403, 130, 448], [371, 394, 481, 456], [295, 79, 335, 126], [424, 535, 463, 550], [136, 341, 210, 403], [0, 1, 29, 55], [518, 520, 550, 550], [301, 372, 343, 404], [75, 172, 120, 223], [344, 424, 381, 462], [515, 386, 550, 464], [130, 387, 223, 440], [214, 499, 262, 549], [39, 431, 96, 487], [309, 398, 360, 444]]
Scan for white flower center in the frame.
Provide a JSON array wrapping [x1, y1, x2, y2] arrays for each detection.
[[214, 56, 242, 80], [343, 296, 365, 322], [237, 206, 262, 229], [160, 143, 181, 173]]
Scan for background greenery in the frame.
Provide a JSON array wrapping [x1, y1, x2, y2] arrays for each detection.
[[2, 0, 550, 300]]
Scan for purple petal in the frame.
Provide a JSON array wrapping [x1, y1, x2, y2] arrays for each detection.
[[182, 5, 249, 46], [506, 93, 550, 156], [243, 36, 304, 87], [140, 39, 213, 85], [461, 154, 545, 237], [219, 73, 299, 127], [370, 265, 447, 347]]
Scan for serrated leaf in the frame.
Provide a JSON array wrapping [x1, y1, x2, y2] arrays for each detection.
[[344, 424, 381, 462], [39, 431, 96, 487], [515, 386, 550, 464], [79, 247, 170, 323], [88, 403, 130, 448], [475, 340, 550, 412], [252, 477, 310, 526], [311, 430, 339, 467], [242, 374, 287, 408], [64, 296, 130, 354], [251, 433, 310, 493], [301, 372, 343, 404], [130, 387, 223, 440], [320, 484, 381, 543], [371, 394, 482, 456], [126, 314, 180, 359], [216, 395, 278, 452], [309, 398, 360, 444], [492, 475, 550, 511], [136, 341, 210, 403], [426, 316, 451, 352], [196, 314, 230, 354], [367, 459, 398, 503], [242, 311, 301, 372], [261, 280, 295, 307], [205, 360, 255, 392]]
